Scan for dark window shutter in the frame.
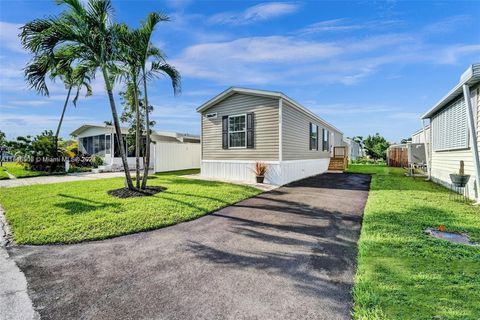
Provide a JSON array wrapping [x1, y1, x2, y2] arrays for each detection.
[[222, 116, 228, 149], [246, 112, 254, 148], [327, 130, 330, 152], [316, 125, 319, 150], [322, 129, 326, 151], [308, 122, 312, 150]]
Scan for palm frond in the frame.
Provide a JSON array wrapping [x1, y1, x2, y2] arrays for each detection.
[[150, 62, 181, 96]]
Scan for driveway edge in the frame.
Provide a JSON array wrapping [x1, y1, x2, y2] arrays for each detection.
[[0, 206, 40, 320]]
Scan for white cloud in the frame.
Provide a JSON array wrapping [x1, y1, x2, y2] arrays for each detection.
[[424, 15, 471, 34], [209, 2, 299, 25], [0, 113, 93, 139], [436, 44, 480, 64], [171, 33, 420, 85], [297, 18, 404, 35], [0, 21, 24, 53]]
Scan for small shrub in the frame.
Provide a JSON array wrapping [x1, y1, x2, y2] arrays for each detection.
[[351, 157, 386, 165], [91, 154, 104, 168]]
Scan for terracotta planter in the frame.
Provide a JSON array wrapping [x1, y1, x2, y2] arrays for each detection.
[[256, 175, 265, 183], [450, 174, 470, 187]]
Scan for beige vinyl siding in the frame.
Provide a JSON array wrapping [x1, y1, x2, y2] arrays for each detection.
[[282, 101, 333, 160], [201, 93, 279, 160]]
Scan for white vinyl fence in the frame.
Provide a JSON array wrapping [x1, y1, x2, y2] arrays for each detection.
[[154, 142, 200, 172]]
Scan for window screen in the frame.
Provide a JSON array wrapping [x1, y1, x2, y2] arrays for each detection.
[[431, 97, 469, 151], [228, 115, 246, 148]]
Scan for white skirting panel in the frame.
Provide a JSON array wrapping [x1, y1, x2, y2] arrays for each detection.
[[431, 167, 478, 200], [201, 158, 330, 185]]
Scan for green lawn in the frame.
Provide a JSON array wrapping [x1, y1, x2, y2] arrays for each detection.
[[0, 166, 9, 180], [0, 169, 261, 244], [1, 162, 52, 178], [348, 165, 480, 320]]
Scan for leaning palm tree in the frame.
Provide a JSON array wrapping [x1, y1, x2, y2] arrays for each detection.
[[24, 52, 92, 148], [137, 12, 181, 189], [20, 0, 135, 189]]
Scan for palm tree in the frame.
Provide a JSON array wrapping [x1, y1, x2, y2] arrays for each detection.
[[20, 0, 135, 189], [137, 12, 181, 189], [115, 24, 143, 188], [24, 52, 92, 148]]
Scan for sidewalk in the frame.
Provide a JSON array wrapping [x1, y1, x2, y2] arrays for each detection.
[[0, 207, 39, 320], [0, 171, 135, 188]]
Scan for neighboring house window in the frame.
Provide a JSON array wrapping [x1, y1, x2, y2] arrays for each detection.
[[105, 134, 111, 154], [79, 134, 109, 155], [322, 129, 330, 151], [309, 123, 318, 150], [228, 114, 246, 148], [431, 97, 469, 151], [113, 134, 127, 158]]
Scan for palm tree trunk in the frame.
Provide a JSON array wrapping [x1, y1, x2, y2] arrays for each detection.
[[133, 76, 141, 188], [141, 70, 150, 189], [101, 66, 134, 190], [55, 86, 72, 149]]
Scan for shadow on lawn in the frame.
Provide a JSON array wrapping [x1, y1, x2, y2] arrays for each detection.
[[55, 194, 121, 215]]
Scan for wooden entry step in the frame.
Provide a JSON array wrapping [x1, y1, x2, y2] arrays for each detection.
[[328, 157, 347, 171]]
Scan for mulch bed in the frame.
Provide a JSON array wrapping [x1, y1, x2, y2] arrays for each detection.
[[107, 186, 165, 198]]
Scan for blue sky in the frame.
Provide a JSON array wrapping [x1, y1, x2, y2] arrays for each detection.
[[0, 0, 479, 142]]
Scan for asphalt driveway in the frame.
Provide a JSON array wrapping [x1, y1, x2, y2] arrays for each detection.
[[8, 172, 371, 320]]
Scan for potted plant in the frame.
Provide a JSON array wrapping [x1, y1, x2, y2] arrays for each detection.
[[450, 160, 470, 187], [254, 162, 267, 183]]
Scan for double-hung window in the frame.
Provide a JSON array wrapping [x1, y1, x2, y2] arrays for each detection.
[[322, 129, 329, 151], [228, 114, 246, 148], [309, 123, 318, 150]]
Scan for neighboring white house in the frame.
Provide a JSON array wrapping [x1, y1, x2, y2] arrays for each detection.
[[70, 124, 201, 173], [343, 137, 363, 160], [197, 87, 343, 185], [411, 125, 430, 144], [421, 63, 480, 200]]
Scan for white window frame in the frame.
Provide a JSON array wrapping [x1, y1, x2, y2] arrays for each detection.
[[228, 114, 247, 149]]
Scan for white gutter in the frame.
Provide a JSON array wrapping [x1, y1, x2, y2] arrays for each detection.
[[422, 119, 431, 180], [463, 84, 480, 203], [278, 98, 283, 162]]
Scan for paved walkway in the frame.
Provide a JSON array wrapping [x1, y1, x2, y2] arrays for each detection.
[[0, 172, 131, 188], [0, 208, 39, 320], [7, 173, 371, 319]]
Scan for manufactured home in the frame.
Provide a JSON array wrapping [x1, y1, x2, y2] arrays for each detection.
[[70, 124, 200, 173], [411, 125, 430, 144], [197, 87, 343, 185], [421, 63, 480, 200]]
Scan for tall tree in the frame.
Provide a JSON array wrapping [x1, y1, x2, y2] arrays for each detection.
[[363, 133, 390, 160], [115, 24, 144, 187], [119, 81, 155, 184], [20, 0, 135, 189], [137, 12, 181, 189]]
